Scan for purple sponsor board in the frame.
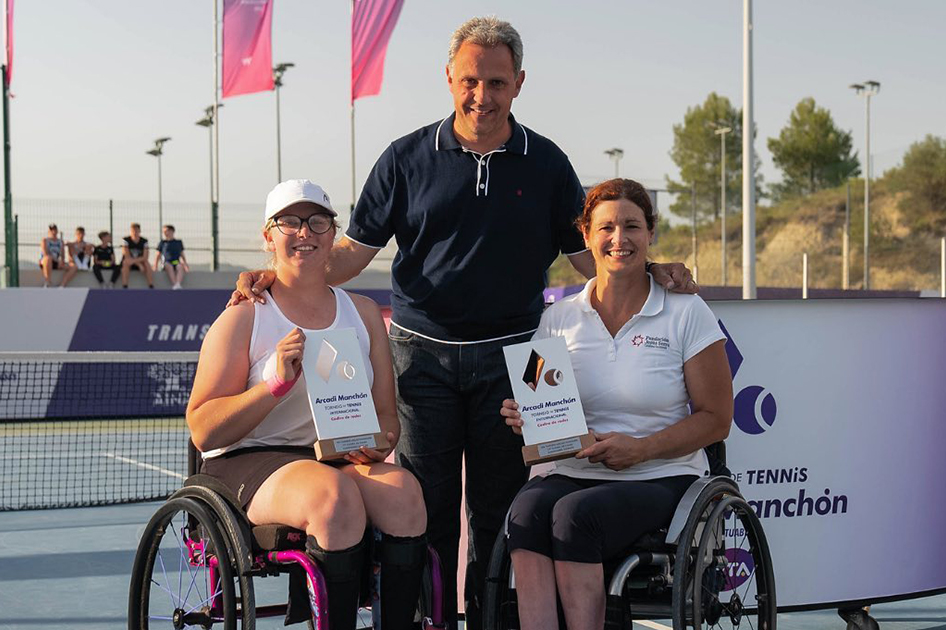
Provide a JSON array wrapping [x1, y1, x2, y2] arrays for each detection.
[[68, 290, 231, 351], [46, 361, 196, 419]]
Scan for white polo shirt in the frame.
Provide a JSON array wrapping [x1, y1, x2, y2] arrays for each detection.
[[538, 275, 726, 482]]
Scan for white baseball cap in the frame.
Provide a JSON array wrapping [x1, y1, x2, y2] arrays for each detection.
[[265, 179, 337, 222]]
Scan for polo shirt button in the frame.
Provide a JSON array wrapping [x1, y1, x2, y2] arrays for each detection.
[[479, 184, 485, 189]]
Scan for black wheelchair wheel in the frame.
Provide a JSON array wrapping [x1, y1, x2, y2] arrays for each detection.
[[691, 495, 776, 629], [671, 487, 776, 629], [483, 529, 519, 630], [128, 496, 255, 629]]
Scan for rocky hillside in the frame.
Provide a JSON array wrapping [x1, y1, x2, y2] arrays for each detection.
[[550, 179, 944, 292]]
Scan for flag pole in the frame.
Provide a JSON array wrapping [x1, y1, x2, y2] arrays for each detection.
[[211, 0, 220, 271], [350, 0, 356, 214]]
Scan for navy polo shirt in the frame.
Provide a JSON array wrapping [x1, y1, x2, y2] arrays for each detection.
[[347, 113, 586, 343]]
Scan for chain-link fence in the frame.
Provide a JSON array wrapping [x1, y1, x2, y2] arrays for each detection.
[[2, 198, 273, 274]]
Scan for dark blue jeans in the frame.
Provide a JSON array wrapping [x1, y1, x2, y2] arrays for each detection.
[[389, 328, 531, 630]]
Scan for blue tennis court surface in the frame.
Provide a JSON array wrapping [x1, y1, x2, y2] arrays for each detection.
[[1, 502, 944, 629]]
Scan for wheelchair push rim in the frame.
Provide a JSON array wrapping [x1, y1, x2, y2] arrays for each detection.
[[128, 496, 239, 630]]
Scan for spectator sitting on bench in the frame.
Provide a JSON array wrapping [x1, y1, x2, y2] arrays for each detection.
[[155, 224, 189, 290], [121, 222, 154, 289], [64, 226, 94, 286], [93, 230, 121, 288], [39, 223, 67, 288]]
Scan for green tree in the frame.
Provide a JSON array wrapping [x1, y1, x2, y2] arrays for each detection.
[[666, 92, 760, 222], [885, 135, 946, 228], [767, 97, 860, 199]]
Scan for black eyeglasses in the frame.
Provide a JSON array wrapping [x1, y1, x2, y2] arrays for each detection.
[[270, 213, 334, 235]]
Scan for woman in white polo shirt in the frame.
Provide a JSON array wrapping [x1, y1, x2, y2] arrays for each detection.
[[187, 180, 427, 630], [500, 178, 733, 630]]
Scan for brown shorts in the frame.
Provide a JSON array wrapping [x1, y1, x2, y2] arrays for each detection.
[[200, 445, 331, 510]]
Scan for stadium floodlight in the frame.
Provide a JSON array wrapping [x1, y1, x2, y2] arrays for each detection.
[[713, 125, 732, 286], [195, 105, 223, 271], [850, 80, 880, 289], [146, 137, 171, 228], [273, 62, 295, 182], [604, 148, 624, 178]]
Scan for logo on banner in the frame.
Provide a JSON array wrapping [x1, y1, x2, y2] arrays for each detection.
[[315, 339, 356, 383], [522, 349, 564, 392], [723, 548, 755, 590], [719, 320, 778, 435]]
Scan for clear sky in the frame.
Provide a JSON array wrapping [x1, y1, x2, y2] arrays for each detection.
[[6, 0, 945, 221]]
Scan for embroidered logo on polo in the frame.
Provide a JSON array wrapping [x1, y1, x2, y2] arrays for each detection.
[[630, 334, 670, 350], [522, 349, 564, 392], [314, 339, 356, 383]]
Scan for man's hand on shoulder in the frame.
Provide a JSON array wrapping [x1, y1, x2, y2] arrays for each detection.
[[649, 261, 699, 294], [227, 269, 276, 307]]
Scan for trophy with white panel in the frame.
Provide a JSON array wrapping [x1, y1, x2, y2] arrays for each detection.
[[503, 336, 594, 465], [302, 328, 389, 461]]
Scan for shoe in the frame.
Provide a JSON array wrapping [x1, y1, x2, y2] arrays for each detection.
[[172, 283, 182, 290], [43, 282, 49, 288], [107, 282, 114, 289]]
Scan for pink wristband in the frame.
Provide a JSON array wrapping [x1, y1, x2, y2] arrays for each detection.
[[267, 371, 300, 398]]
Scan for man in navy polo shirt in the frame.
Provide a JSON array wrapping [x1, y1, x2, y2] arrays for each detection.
[[236, 16, 694, 628]]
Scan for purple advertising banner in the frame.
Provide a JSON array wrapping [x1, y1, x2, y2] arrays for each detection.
[[68, 290, 230, 351]]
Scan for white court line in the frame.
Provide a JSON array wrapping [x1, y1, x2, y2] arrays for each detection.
[[2, 449, 183, 460], [102, 452, 186, 480], [635, 621, 672, 630]]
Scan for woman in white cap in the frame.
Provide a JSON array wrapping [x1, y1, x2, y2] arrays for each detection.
[[187, 179, 427, 630]]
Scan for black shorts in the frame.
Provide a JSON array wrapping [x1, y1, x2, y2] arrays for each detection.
[[201, 445, 334, 511], [507, 473, 697, 563]]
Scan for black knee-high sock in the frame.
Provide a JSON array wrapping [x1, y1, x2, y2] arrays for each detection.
[[307, 536, 365, 630], [379, 533, 428, 630]]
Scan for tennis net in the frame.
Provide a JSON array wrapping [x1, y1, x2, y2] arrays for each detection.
[[0, 351, 199, 511]]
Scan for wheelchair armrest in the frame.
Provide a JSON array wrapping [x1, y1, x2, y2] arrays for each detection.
[[664, 475, 740, 545]]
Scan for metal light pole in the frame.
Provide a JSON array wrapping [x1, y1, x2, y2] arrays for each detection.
[[146, 137, 171, 230], [714, 126, 732, 285], [273, 62, 295, 183], [742, 0, 756, 299], [843, 180, 851, 289], [2, 64, 14, 286], [849, 80, 880, 289], [604, 148, 624, 178], [691, 184, 699, 282], [197, 105, 222, 271]]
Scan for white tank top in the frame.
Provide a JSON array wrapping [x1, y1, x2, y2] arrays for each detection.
[[202, 287, 374, 459]]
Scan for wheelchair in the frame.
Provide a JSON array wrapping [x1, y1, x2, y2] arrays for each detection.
[[128, 441, 446, 629], [483, 444, 777, 630]]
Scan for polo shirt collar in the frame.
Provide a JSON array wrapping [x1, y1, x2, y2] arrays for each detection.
[[434, 112, 528, 155], [577, 274, 666, 317]]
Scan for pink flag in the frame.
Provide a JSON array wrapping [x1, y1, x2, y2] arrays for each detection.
[[2, 0, 13, 86], [222, 0, 274, 99], [351, 0, 404, 103]]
